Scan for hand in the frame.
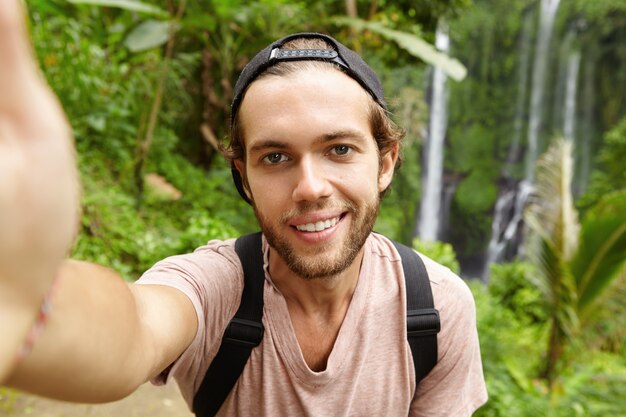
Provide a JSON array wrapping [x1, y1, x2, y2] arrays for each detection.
[[0, 0, 80, 374]]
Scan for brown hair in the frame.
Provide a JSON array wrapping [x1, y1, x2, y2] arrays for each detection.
[[221, 37, 405, 177]]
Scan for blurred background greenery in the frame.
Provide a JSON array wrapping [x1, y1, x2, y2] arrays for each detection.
[[7, 0, 626, 415]]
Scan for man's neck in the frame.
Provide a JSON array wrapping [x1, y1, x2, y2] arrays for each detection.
[[267, 247, 364, 318]]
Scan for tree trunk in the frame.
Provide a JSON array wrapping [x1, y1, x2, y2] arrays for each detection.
[[134, 0, 188, 204], [543, 318, 564, 389], [345, 0, 357, 17]]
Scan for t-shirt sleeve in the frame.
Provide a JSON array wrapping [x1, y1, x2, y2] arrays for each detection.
[[134, 239, 243, 406], [409, 257, 488, 416]]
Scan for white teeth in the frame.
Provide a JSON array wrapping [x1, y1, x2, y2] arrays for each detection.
[[295, 216, 340, 232]]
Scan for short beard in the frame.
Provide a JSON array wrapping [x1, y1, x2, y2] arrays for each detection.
[[254, 198, 380, 280]]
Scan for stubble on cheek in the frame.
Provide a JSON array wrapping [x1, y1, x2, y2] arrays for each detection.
[[253, 197, 379, 280]]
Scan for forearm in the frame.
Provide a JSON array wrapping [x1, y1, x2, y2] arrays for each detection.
[[5, 260, 158, 403], [0, 286, 44, 383]]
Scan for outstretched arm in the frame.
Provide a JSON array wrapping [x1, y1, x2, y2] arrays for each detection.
[[7, 260, 198, 403], [0, 0, 197, 402]]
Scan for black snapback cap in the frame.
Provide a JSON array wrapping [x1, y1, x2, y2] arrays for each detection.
[[230, 32, 387, 204]]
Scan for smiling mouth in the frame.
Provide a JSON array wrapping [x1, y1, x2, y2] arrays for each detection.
[[294, 214, 344, 232]]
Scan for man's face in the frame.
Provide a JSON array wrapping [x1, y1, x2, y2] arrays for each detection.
[[236, 68, 397, 279]]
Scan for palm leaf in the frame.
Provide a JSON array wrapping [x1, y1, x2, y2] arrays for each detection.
[[570, 190, 626, 318], [66, 0, 168, 17], [525, 139, 579, 260], [332, 17, 467, 81], [525, 139, 580, 336], [525, 230, 579, 336]]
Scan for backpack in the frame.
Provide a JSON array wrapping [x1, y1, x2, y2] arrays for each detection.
[[192, 232, 440, 417]]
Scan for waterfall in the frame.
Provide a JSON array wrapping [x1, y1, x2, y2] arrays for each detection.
[[552, 28, 580, 144], [552, 30, 574, 134], [554, 26, 583, 193], [438, 179, 459, 239], [482, 0, 561, 278], [526, 0, 562, 182], [506, 11, 534, 170], [482, 11, 533, 278], [576, 56, 595, 196], [418, 26, 449, 242], [483, 180, 534, 277], [563, 50, 581, 142]]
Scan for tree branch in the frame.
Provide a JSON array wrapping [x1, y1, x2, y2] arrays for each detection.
[[134, 0, 188, 203]]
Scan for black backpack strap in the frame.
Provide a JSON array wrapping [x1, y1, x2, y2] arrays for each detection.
[[392, 241, 440, 384], [192, 232, 265, 417]]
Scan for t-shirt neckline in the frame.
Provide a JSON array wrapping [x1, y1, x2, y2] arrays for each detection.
[[261, 235, 373, 385]]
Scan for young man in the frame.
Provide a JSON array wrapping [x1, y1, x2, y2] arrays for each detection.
[[0, 1, 487, 415]]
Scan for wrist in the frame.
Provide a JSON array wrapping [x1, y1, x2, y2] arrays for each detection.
[[0, 300, 38, 382], [0, 274, 60, 383]]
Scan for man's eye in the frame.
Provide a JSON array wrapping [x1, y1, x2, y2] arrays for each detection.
[[262, 153, 288, 164], [332, 145, 351, 156]]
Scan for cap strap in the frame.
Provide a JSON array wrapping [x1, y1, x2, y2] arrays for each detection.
[[269, 48, 348, 69]]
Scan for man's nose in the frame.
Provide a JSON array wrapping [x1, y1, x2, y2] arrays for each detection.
[[291, 157, 332, 202]]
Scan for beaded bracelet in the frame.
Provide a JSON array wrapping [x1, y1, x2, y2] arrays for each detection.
[[14, 276, 61, 364]]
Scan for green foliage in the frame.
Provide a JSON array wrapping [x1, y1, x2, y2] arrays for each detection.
[[411, 238, 460, 274], [470, 281, 548, 417], [178, 211, 240, 250], [565, 0, 626, 23], [580, 116, 626, 209], [472, 265, 626, 416], [488, 261, 546, 324], [454, 170, 498, 213], [570, 190, 626, 319], [583, 277, 626, 354], [599, 117, 626, 184]]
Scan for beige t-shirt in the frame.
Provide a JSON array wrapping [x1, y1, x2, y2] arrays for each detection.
[[136, 233, 487, 416]]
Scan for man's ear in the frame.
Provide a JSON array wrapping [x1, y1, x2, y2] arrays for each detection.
[[234, 159, 253, 200], [378, 144, 399, 193]]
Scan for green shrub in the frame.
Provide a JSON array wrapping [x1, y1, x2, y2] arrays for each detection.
[[472, 264, 626, 416], [411, 238, 461, 274]]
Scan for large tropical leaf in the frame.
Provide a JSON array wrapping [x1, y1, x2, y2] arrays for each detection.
[[570, 190, 626, 318], [66, 0, 168, 17], [124, 19, 173, 52], [524, 139, 580, 337], [332, 17, 467, 81], [525, 139, 579, 261], [525, 230, 579, 336]]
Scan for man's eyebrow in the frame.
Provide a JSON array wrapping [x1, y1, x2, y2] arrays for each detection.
[[319, 129, 369, 143], [248, 140, 289, 154]]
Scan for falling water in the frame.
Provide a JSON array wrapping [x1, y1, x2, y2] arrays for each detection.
[[483, 180, 534, 277], [482, 0, 561, 278], [418, 26, 449, 242], [526, 0, 562, 181], [575, 57, 595, 196], [563, 50, 581, 142], [554, 26, 584, 193], [481, 12, 534, 279], [506, 11, 534, 170], [552, 30, 575, 133]]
